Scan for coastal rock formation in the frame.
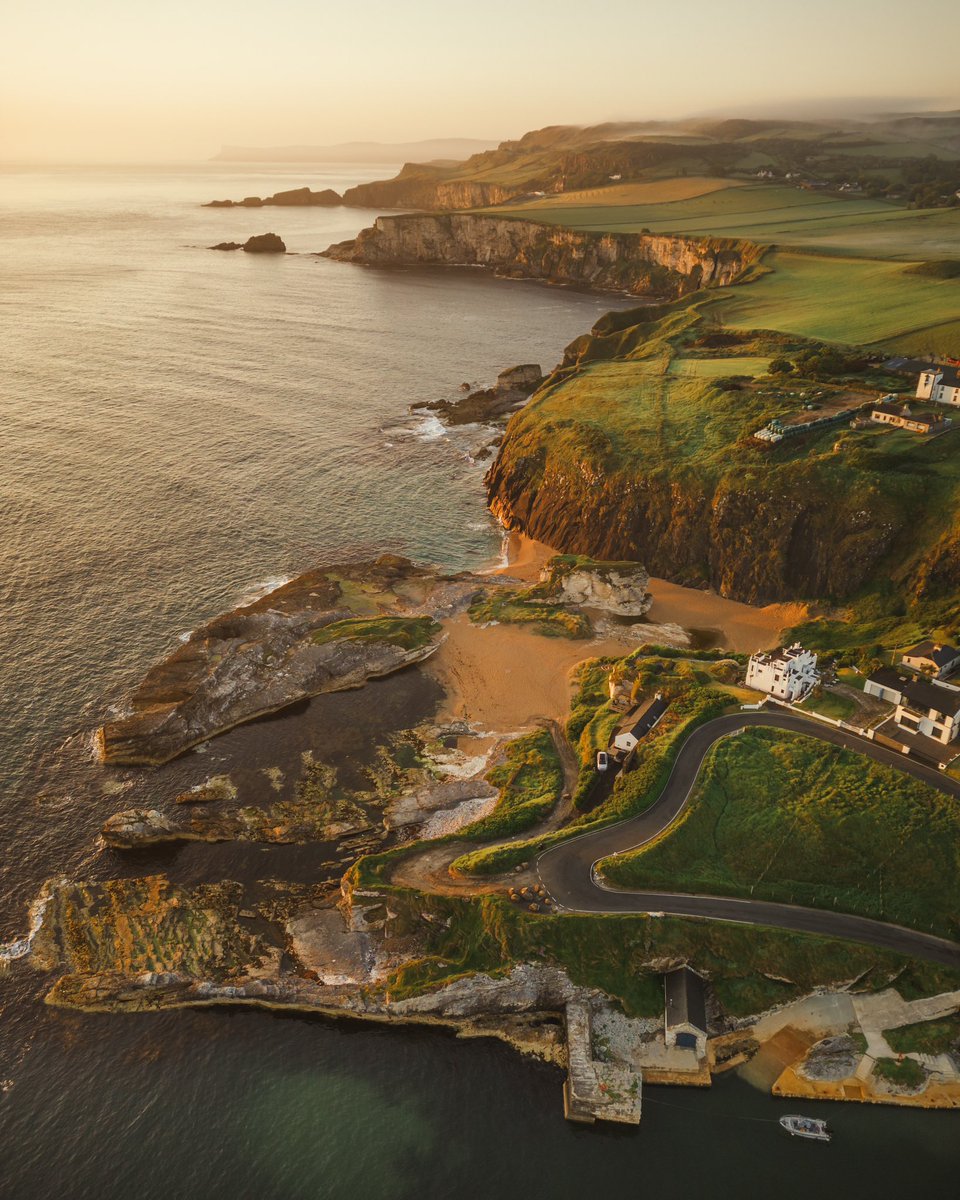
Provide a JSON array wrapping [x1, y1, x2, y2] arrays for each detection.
[[205, 186, 341, 208], [539, 556, 652, 616], [342, 171, 516, 211], [417, 363, 544, 426], [210, 233, 287, 253], [95, 557, 446, 766], [322, 214, 757, 298]]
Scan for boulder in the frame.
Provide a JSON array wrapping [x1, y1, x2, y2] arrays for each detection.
[[209, 241, 243, 251], [243, 233, 286, 254]]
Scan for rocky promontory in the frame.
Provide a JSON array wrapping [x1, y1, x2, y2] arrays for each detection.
[[416, 363, 544, 426], [205, 186, 341, 208], [210, 233, 287, 253], [95, 557, 464, 766], [321, 214, 758, 298]]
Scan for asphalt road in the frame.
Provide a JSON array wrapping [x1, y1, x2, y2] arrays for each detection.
[[537, 710, 960, 968]]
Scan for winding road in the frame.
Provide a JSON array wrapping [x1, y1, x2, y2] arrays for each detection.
[[537, 710, 960, 968]]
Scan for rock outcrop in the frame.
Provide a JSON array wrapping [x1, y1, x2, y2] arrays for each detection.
[[210, 233, 287, 253], [539, 557, 651, 616], [205, 186, 341, 208], [416, 363, 544, 426], [95, 558, 446, 766], [322, 214, 757, 298]]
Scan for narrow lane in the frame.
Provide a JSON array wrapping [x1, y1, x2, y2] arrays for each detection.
[[537, 711, 960, 967]]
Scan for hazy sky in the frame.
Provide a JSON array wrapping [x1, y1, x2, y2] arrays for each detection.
[[3, 0, 959, 161]]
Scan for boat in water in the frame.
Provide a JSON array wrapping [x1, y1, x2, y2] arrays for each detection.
[[779, 1114, 831, 1142]]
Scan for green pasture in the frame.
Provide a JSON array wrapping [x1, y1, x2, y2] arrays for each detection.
[[715, 252, 960, 349], [600, 728, 960, 939], [493, 183, 960, 261]]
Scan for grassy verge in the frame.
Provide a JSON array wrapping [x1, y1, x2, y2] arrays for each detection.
[[873, 1057, 927, 1089], [797, 690, 858, 722], [312, 615, 440, 651], [884, 1013, 960, 1056], [600, 727, 960, 939], [457, 729, 563, 842], [377, 889, 960, 1019]]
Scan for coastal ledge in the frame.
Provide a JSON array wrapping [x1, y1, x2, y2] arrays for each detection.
[[321, 213, 760, 299]]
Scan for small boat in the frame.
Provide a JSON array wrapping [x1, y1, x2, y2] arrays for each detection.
[[779, 1114, 831, 1142]]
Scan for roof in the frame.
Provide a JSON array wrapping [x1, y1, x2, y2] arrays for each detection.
[[921, 364, 960, 389], [619, 694, 669, 740], [901, 677, 960, 719], [904, 641, 960, 669], [871, 402, 943, 426], [664, 966, 707, 1034], [867, 667, 906, 692]]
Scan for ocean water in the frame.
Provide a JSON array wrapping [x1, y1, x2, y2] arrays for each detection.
[[0, 165, 956, 1197]]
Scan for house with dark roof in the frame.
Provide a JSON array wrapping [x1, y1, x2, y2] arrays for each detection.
[[895, 677, 960, 745], [664, 967, 708, 1055], [864, 667, 907, 705], [916, 363, 960, 408], [612, 693, 668, 755], [901, 640, 960, 680]]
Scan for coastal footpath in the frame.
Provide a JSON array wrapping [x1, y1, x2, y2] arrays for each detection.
[[321, 213, 758, 298]]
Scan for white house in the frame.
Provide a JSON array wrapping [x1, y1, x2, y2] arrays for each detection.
[[612, 693, 668, 755], [916, 364, 960, 408], [745, 643, 819, 701], [894, 677, 960, 745], [901, 640, 960, 679]]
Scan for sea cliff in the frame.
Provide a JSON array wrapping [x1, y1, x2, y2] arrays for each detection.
[[322, 213, 758, 298], [483, 305, 960, 609]]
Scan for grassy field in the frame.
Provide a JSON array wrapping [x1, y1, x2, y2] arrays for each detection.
[[600, 728, 960, 939], [797, 690, 859, 721], [511, 176, 743, 208], [884, 1013, 960, 1056], [380, 888, 960, 1019], [458, 729, 563, 842], [715, 252, 960, 350], [493, 183, 960, 262]]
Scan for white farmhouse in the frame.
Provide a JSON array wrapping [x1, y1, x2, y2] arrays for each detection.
[[916, 364, 960, 408], [745, 643, 819, 701], [863, 670, 960, 745]]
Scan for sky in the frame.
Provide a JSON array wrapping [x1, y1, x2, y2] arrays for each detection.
[[3, 0, 959, 161]]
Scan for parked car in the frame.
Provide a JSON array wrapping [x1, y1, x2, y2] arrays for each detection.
[[596, 751, 609, 772]]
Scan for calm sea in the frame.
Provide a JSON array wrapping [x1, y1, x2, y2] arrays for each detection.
[[0, 165, 955, 1197]]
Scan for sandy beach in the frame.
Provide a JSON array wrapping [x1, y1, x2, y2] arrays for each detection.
[[428, 533, 805, 733]]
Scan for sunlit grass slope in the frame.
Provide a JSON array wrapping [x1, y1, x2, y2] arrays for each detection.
[[492, 183, 960, 261], [600, 728, 960, 939], [716, 252, 960, 350]]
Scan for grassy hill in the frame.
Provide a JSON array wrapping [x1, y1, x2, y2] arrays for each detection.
[[599, 728, 960, 940], [485, 301, 960, 629]]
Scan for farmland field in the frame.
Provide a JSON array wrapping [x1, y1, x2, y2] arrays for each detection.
[[492, 183, 960, 261], [715, 252, 960, 349]]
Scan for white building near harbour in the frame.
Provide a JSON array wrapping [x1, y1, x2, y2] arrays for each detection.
[[745, 643, 819, 702]]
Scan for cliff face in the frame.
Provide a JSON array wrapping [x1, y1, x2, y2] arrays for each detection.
[[342, 173, 515, 210], [487, 459, 899, 605], [483, 309, 960, 609], [322, 214, 756, 298]]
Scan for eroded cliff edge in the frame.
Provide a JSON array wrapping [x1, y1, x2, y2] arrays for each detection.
[[321, 213, 759, 298], [483, 304, 960, 610]]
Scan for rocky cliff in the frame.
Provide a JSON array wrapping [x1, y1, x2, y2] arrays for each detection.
[[483, 310, 960, 608], [321, 214, 757, 298]]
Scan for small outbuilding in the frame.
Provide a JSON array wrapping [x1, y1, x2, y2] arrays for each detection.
[[664, 966, 708, 1056], [901, 640, 960, 680]]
